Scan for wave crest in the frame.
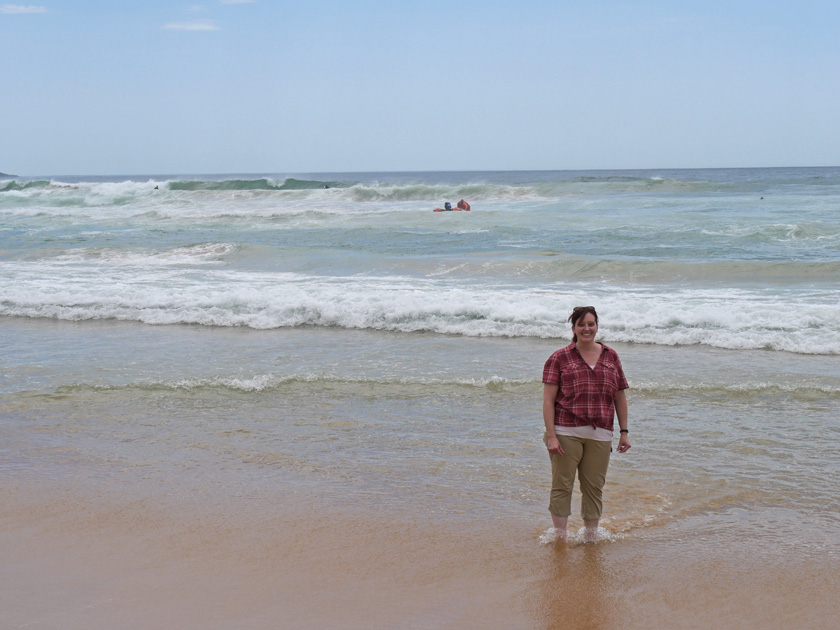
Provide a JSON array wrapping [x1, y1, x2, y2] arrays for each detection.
[[167, 177, 342, 191], [45, 374, 535, 395]]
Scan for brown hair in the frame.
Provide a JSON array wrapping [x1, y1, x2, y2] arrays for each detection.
[[568, 306, 598, 342]]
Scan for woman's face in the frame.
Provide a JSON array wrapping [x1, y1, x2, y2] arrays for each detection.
[[573, 312, 598, 342]]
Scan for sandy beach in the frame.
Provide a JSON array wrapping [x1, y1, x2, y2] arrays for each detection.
[[4, 471, 839, 630]]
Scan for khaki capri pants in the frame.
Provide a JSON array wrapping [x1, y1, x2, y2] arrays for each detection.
[[544, 433, 612, 521]]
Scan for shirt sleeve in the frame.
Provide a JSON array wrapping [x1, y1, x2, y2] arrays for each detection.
[[612, 351, 629, 390], [542, 352, 562, 384]]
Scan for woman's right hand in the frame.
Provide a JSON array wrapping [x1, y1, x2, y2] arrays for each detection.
[[546, 433, 564, 455]]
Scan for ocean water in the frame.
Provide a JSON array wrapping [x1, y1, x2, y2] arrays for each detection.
[[2, 167, 840, 627]]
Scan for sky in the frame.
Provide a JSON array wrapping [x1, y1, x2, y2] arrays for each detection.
[[2, 0, 839, 175]]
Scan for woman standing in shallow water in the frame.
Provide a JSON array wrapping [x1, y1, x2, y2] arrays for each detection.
[[543, 306, 631, 540]]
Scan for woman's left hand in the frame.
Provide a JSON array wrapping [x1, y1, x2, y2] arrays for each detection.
[[617, 433, 631, 453]]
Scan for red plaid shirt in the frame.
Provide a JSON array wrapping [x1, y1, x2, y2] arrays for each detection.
[[542, 343, 629, 431]]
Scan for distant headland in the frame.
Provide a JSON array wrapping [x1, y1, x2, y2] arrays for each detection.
[[0, 172, 17, 177]]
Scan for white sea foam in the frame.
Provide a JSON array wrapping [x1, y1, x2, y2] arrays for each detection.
[[50, 243, 236, 266], [539, 526, 624, 545], [631, 380, 840, 397], [2, 262, 838, 354], [53, 373, 536, 395]]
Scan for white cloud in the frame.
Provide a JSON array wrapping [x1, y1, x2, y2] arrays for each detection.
[[0, 4, 48, 13], [220, 0, 256, 4], [163, 19, 220, 31]]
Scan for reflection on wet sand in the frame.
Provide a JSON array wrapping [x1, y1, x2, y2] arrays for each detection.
[[530, 515, 840, 630], [532, 540, 615, 630]]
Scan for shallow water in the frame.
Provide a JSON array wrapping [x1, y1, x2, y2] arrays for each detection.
[[3, 319, 838, 542]]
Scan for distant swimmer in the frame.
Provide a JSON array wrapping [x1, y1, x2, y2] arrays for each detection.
[[433, 200, 470, 212]]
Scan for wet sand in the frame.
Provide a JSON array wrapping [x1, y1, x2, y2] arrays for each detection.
[[3, 478, 839, 630]]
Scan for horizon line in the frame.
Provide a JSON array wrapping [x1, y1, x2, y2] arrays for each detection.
[[4, 164, 839, 179]]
